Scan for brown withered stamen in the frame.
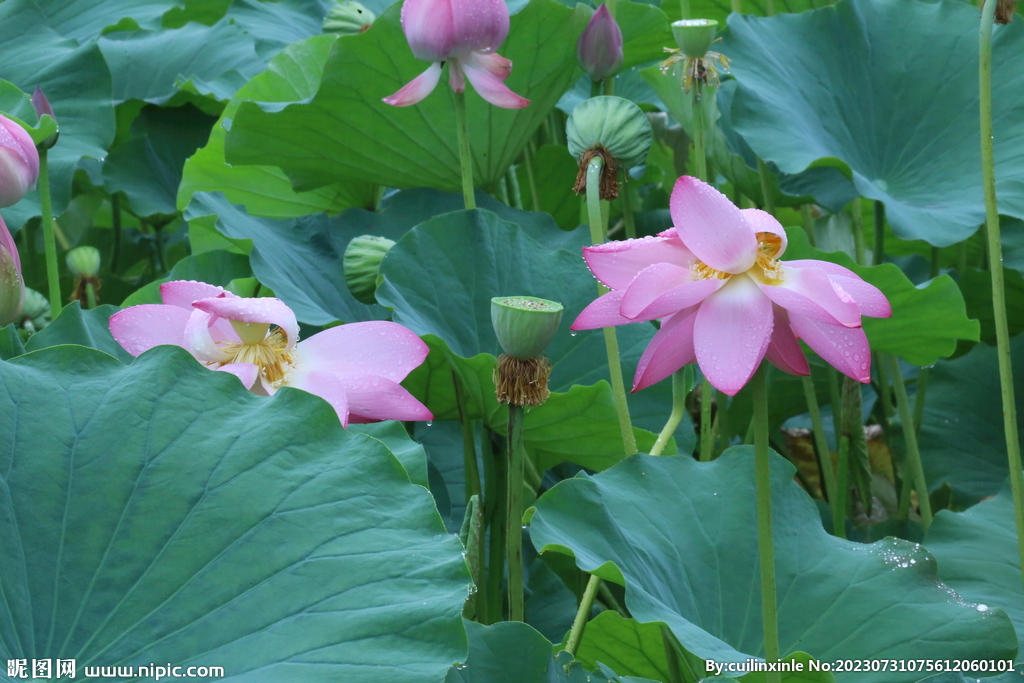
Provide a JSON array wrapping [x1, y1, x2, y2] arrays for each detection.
[[494, 354, 553, 407], [572, 146, 620, 200], [996, 0, 1017, 23], [70, 276, 101, 305]]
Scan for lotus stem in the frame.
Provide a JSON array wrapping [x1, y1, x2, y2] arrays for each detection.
[[652, 368, 688, 456], [834, 435, 849, 538], [752, 363, 781, 682], [452, 88, 476, 210], [507, 166, 523, 210], [85, 282, 97, 310], [886, 354, 933, 528], [565, 573, 602, 656], [757, 158, 775, 215], [700, 377, 714, 461], [872, 200, 885, 266], [802, 372, 839, 522], [39, 150, 61, 315], [851, 197, 867, 266], [454, 371, 481, 502], [506, 403, 526, 621], [524, 142, 541, 211], [913, 368, 929, 433], [692, 81, 707, 182], [110, 192, 122, 274], [621, 170, 636, 240], [801, 204, 816, 247], [482, 427, 505, 623], [980, 0, 1024, 589], [586, 156, 636, 456]]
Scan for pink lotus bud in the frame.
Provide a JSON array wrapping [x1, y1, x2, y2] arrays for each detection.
[[31, 87, 54, 120], [0, 215, 24, 327], [0, 115, 40, 208], [577, 4, 624, 82], [385, 0, 528, 108]]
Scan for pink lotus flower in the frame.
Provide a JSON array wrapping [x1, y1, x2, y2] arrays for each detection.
[[0, 115, 39, 208], [572, 176, 891, 396], [577, 4, 624, 83], [383, 0, 529, 109], [0, 215, 24, 327], [109, 281, 433, 427]]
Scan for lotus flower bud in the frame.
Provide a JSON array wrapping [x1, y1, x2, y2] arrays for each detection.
[[671, 19, 718, 59], [344, 235, 396, 304], [0, 115, 40, 208], [66, 245, 101, 279], [0, 216, 24, 327], [577, 4, 624, 82], [567, 96, 652, 199], [323, 0, 375, 34], [30, 87, 59, 150]]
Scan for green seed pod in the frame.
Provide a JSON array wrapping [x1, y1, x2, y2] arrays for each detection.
[[65, 246, 101, 279], [567, 96, 652, 199], [344, 234, 395, 304], [323, 0, 376, 35], [20, 287, 50, 332], [671, 19, 718, 59], [491, 296, 563, 360]]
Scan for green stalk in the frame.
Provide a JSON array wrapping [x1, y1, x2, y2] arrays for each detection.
[[39, 150, 61, 315], [454, 371, 481, 502], [851, 197, 867, 266], [875, 351, 894, 420], [507, 166, 523, 210], [764, 0, 774, 15], [590, 80, 602, 98], [802, 373, 839, 517], [620, 171, 637, 240], [663, 628, 686, 683], [587, 157, 637, 456], [886, 355, 933, 529], [700, 377, 715, 461], [680, 0, 690, 18], [692, 82, 707, 182], [872, 200, 885, 266], [506, 404, 527, 621], [496, 175, 510, 205], [482, 428, 505, 624], [913, 368, 929, 433], [604, 77, 615, 98], [980, 0, 1024, 588], [731, 0, 741, 13], [827, 368, 842, 446], [524, 142, 541, 211], [756, 158, 775, 214], [452, 88, 476, 210], [85, 282, 97, 310], [834, 435, 849, 539], [651, 369, 687, 456], [565, 574, 602, 656], [751, 364, 781, 682], [801, 204, 816, 247], [110, 192, 122, 274]]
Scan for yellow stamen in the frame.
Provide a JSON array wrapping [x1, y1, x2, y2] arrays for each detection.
[[218, 327, 296, 386], [689, 232, 785, 285]]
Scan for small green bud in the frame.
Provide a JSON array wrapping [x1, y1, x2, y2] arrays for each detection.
[[323, 0, 376, 34], [344, 235, 395, 304], [20, 287, 49, 332], [65, 245, 101, 279], [491, 296, 563, 360], [671, 19, 718, 59]]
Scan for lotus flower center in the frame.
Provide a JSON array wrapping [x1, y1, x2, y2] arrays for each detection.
[[220, 321, 296, 387], [690, 232, 785, 285]]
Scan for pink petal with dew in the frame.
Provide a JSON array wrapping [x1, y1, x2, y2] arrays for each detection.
[[160, 280, 232, 309], [783, 259, 891, 318], [344, 376, 434, 423], [401, 0, 455, 62], [296, 321, 429, 383], [183, 309, 234, 363], [461, 58, 529, 109], [0, 117, 39, 207], [467, 50, 513, 80], [790, 313, 872, 383], [571, 290, 633, 330], [764, 305, 808, 376], [632, 308, 698, 392], [620, 262, 691, 319], [193, 296, 300, 351], [286, 370, 351, 427], [759, 265, 862, 328], [582, 234, 694, 290], [740, 208, 787, 257], [383, 62, 444, 106], [216, 362, 259, 389], [670, 176, 757, 274], [0, 215, 19, 273], [629, 278, 725, 323], [450, 0, 509, 52], [693, 274, 773, 396], [109, 305, 192, 357]]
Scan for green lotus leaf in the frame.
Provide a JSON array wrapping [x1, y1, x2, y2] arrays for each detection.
[[0, 344, 469, 679], [529, 449, 1016, 681], [719, 0, 1024, 246]]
